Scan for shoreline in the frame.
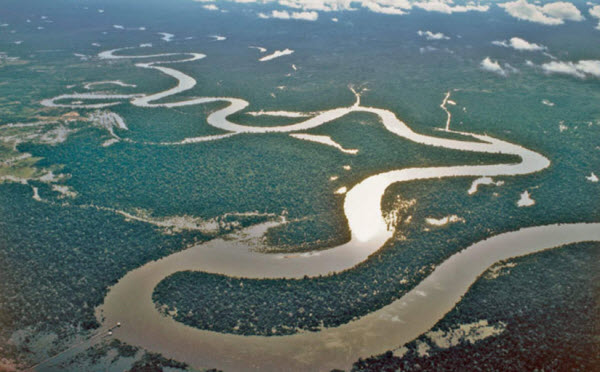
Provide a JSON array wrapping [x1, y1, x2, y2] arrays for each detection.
[[36, 45, 595, 372]]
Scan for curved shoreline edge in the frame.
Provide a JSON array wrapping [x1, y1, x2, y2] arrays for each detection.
[[37, 46, 596, 371], [98, 223, 600, 372]]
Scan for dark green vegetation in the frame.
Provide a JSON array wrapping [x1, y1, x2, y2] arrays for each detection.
[[53, 338, 203, 372], [352, 243, 600, 371], [58, 339, 192, 372], [153, 152, 599, 336], [0, 182, 209, 366], [127, 352, 188, 372], [1, 0, 599, 369], [23, 113, 517, 253], [152, 40, 600, 334], [63, 339, 139, 367]]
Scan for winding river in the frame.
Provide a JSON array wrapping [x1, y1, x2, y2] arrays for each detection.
[[42, 47, 600, 371]]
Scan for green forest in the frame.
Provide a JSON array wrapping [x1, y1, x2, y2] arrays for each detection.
[[153, 158, 599, 336], [352, 242, 600, 371], [0, 182, 209, 365], [1, 2, 599, 369]]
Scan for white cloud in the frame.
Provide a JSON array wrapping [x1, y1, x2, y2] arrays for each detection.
[[259, 9, 319, 20], [249, 45, 267, 52], [589, 5, 600, 29], [194, 0, 489, 16], [279, 0, 303, 8], [113, 25, 124, 29], [259, 48, 295, 61], [273, 9, 292, 18], [481, 57, 508, 76], [203, 4, 219, 10], [542, 2, 584, 21], [541, 99, 555, 106], [491, 40, 510, 47], [362, 1, 408, 15], [292, 10, 319, 20], [498, 0, 584, 25], [541, 60, 600, 78], [413, 0, 489, 14], [158, 32, 175, 42], [492, 37, 546, 51], [418, 30, 450, 40]]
